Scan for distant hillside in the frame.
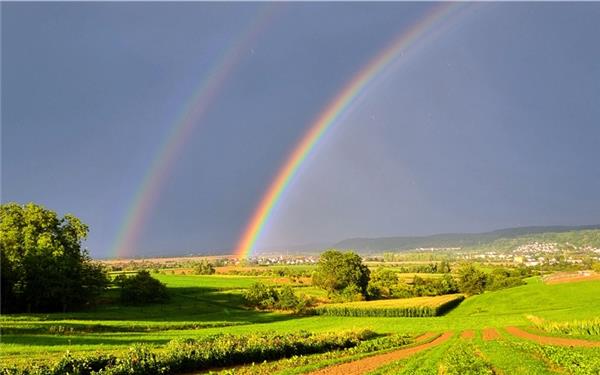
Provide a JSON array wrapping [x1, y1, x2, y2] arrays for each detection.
[[333, 225, 600, 252]]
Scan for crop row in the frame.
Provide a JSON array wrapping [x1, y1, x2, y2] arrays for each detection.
[[0, 330, 374, 375], [528, 315, 600, 337], [438, 341, 494, 375], [210, 333, 415, 374], [509, 340, 600, 375], [313, 295, 464, 317]]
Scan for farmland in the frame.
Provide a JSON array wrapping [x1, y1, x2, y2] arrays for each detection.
[[1, 265, 600, 374], [4, 1, 600, 373], [313, 294, 464, 317]]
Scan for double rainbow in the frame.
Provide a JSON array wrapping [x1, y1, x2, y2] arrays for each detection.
[[111, 5, 279, 258], [235, 3, 465, 258]]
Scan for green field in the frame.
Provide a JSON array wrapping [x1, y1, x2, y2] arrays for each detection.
[[2, 273, 600, 373]]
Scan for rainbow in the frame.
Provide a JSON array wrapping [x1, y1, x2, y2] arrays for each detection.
[[235, 3, 466, 258], [111, 5, 280, 258]]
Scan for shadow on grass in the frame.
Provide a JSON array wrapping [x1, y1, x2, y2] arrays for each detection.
[[1, 287, 296, 327], [0, 333, 172, 347]]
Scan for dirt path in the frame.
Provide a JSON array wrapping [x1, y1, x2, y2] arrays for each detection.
[[482, 328, 500, 341], [505, 326, 600, 347], [309, 332, 453, 375], [461, 330, 475, 339]]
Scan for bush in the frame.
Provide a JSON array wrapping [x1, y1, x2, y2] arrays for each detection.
[[243, 282, 312, 313], [367, 268, 399, 299], [486, 268, 525, 291], [192, 260, 215, 275], [331, 284, 365, 303], [115, 271, 169, 305], [243, 282, 279, 309], [278, 286, 300, 310]]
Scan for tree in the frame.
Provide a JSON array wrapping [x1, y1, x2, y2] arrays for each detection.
[[457, 264, 488, 295], [0, 202, 108, 312], [116, 270, 169, 304], [312, 250, 370, 297]]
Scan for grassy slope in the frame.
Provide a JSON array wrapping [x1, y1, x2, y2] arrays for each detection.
[[1, 275, 599, 366]]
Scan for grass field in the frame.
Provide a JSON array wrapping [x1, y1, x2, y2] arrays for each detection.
[[2, 273, 600, 373]]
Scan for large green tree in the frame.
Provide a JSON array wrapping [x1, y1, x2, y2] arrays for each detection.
[[0, 202, 108, 312], [313, 250, 370, 297], [456, 264, 488, 296]]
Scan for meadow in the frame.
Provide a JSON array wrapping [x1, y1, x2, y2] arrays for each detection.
[[1, 268, 600, 374]]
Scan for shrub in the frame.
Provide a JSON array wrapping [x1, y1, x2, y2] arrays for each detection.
[[243, 282, 279, 309], [192, 260, 216, 275], [243, 282, 312, 313], [278, 286, 300, 310], [367, 270, 459, 300], [116, 270, 169, 305], [367, 268, 399, 298], [331, 284, 365, 303]]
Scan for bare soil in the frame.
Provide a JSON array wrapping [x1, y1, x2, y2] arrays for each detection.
[[505, 326, 600, 347], [309, 332, 453, 375], [482, 328, 500, 341], [461, 330, 475, 339]]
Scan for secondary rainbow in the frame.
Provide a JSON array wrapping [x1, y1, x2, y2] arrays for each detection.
[[111, 5, 279, 258], [235, 3, 465, 258]]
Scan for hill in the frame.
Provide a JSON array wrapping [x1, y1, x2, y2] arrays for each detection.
[[333, 225, 600, 252]]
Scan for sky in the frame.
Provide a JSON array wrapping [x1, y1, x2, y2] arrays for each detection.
[[2, 2, 600, 258]]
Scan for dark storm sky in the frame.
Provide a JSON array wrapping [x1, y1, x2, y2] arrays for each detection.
[[3, 2, 600, 257]]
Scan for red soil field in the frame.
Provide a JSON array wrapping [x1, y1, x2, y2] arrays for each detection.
[[461, 330, 475, 339], [309, 332, 453, 375], [482, 328, 500, 341]]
